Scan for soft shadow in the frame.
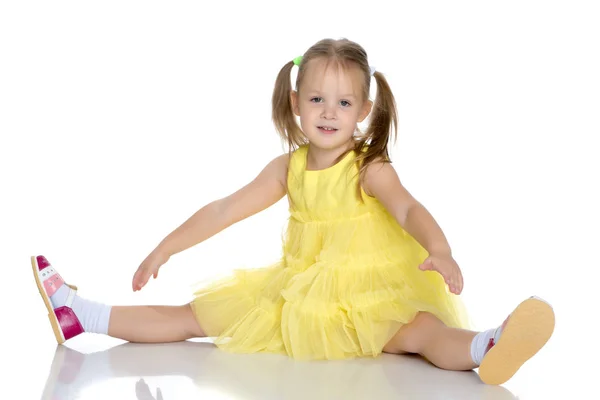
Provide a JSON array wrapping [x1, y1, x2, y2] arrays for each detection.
[[41, 340, 518, 400]]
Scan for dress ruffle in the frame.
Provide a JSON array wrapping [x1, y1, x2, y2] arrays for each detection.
[[191, 145, 470, 360]]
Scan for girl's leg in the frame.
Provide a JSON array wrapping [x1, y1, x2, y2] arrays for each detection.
[[383, 297, 555, 385], [383, 312, 478, 371], [108, 303, 205, 343], [32, 255, 205, 344]]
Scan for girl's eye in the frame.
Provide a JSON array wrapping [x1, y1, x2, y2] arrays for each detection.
[[310, 97, 351, 107]]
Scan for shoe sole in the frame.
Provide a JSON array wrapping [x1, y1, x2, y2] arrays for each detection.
[[478, 297, 555, 385], [31, 256, 66, 344]]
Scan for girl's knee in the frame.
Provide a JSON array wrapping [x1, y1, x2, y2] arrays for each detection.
[[412, 312, 444, 328], [183, 303, 206, 338], [383, 312, 444, 354]]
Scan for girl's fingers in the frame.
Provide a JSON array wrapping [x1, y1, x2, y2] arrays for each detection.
[[132, 266, 160, 292], [449, 275, 458, 294], [134, 270, 148, 291], [132, 270, 141, 291], [419, 262, 431, 271]]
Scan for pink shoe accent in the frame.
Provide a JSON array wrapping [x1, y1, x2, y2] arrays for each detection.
[[31, 255, 85, 344], [38, 255, 51, 270], [486, 337, 495, 353], [43, 273, 65, 297], [479, 297, 555, 385], [54, 306, 85, 341], [484, 315, 510, 355], [37, 255, 66, 296]]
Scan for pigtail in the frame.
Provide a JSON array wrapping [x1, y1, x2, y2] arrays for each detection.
[[357, 71, 398, 166], [354, 70, 398, 200], [272, 60, 306, 155]]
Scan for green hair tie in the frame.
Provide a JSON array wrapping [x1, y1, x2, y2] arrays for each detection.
[[293, 56, 303, 66]]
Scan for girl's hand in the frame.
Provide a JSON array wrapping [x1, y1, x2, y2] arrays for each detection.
[[132, 248, 170, 292], [418, 254, 464, 295]]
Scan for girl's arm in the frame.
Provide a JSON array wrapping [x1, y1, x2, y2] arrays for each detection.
[[361, 162, 452, 257], [156, 154, 289, 257]]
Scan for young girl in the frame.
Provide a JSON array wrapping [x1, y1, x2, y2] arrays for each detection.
[[32, 38, 555, 386]]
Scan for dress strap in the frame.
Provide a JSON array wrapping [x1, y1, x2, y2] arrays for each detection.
[[287, 145, 308, 181]]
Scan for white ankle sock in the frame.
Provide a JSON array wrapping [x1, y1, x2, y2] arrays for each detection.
[[49, 282, 71, 307], [470, 325, 504, 366], [50, 284, 112, 335]]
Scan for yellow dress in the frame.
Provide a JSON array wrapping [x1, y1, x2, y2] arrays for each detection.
[[191, 145, 470, 360]]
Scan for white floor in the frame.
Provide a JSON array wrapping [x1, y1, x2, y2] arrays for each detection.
[[25, 338, 516, 400], [8, 321, 585, 400]]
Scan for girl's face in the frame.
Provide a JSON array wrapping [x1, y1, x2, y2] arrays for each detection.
[[291, 58, 372, 152]]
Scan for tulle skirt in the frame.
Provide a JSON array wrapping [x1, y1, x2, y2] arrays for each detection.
[[191, 213, 471, 361]]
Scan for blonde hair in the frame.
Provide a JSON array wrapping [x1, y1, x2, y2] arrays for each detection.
[[271, 38, 398, 199]]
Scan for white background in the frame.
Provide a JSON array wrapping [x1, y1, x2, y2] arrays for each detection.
[[1, 0, 599, 398]]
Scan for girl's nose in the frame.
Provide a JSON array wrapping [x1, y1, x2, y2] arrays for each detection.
[[321, 104, 337, 119]]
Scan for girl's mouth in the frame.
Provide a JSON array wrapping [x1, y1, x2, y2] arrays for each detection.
[[318, 126, 338, 134]]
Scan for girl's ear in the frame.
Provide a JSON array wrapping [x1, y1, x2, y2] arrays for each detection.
[[358, 100, 373, 122], [290, 90, 300, 117]]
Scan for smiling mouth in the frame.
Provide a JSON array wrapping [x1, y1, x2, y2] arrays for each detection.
[[318, 126, 338, 133]]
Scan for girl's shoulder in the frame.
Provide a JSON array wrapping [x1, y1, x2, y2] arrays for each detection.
[[286, 144, 308, 168]]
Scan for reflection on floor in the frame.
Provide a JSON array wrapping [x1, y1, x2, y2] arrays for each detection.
[[39, 340, 518, 399]]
